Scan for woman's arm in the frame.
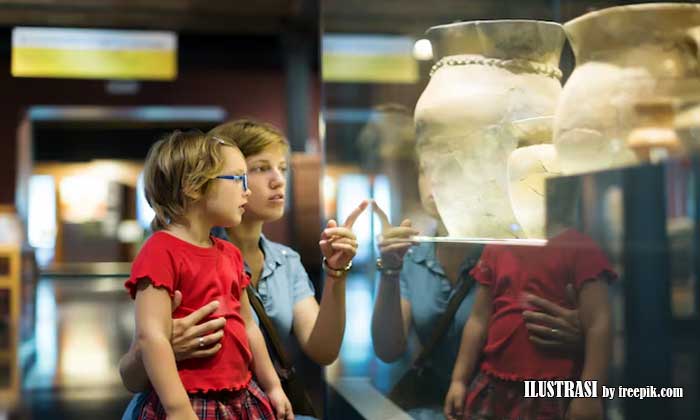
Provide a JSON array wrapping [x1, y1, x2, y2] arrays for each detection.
[[119, 291, 226, 393], [119, 337, 149, 393], [370, 203, 417, 361], [240, 289, 293, 420], [292, 200, 368, 365], [292, 275, 345, 366], [444, 284, 492, 420], [371, 275, 413, 362], [134, 281, 196, 420]]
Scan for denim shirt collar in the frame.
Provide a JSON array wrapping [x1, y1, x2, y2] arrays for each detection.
[[407, 242, 444, 276], [211, 227, 283, 279], [244, 234, 285, 280], [407, 242, 483, 278]]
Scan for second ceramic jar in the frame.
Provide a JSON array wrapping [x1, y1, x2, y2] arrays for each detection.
[[554, 2, 700, 175]]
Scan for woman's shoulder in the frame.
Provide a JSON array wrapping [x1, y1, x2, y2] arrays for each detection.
[[262, 237, 302, 261]]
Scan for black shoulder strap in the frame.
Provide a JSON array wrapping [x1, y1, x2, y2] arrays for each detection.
[[247, 285, 293, 370], [413, 275, 474, 368]]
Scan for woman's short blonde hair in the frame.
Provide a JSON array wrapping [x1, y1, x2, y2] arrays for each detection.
[[209, 119, 288, 158], [143, 129, 230, 231]]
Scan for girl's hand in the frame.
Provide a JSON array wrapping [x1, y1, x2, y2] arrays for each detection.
[[170, 291, 226, 361], [523, 285, 583, 353], [443, 380, 467, 420], [566, 397, 603, 420], [320, 200, 369, 272], [372, 201, 418, 270], [267, 386, 294, 420]]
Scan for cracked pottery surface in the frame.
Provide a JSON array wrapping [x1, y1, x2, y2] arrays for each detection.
[[415, 20, 565, 238]]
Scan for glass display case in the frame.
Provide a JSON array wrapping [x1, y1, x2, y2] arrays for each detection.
[[321, 1, 700, 419]]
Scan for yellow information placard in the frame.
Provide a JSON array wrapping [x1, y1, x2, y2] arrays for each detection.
[[322, 34, 418, 84], [12, 27, 177, 80]]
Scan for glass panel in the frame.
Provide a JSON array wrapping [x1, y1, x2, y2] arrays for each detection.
[[323, 1, 700, 419]]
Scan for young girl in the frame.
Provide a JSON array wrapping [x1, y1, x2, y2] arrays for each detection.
[[119, 120, 366, 420], [444, 228, 617, 420], [125, 130, 293, 420]]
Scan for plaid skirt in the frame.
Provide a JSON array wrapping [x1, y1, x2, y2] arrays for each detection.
[[138, 379, 275, 420], [464, 371, 570, 420]]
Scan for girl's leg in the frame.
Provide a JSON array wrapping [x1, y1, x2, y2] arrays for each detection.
[[463, 371, 499, 419]]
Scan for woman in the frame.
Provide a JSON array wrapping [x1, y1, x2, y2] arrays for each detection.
[[119, 119, 368, 419], [370, 157, 582, 419]]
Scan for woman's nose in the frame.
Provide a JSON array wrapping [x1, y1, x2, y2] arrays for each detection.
[[270, 170, 285, 187]]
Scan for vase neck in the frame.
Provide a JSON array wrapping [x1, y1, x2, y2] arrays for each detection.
[[427, 20, 565, 69], [565, 4, 700, 66]]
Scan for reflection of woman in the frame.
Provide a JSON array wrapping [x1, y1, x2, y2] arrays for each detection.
[[120, 120, 368, 419], [371, 157, 583, 419]]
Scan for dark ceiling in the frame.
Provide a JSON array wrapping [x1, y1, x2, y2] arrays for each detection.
[[322, 0, 684, 35], [0, 1, 670, 38], [0, 0, 316, 34]]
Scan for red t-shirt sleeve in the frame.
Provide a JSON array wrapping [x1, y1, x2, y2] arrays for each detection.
[[238, 265, 251, 291], [124, 235, 179, 299], [471, 245, 496, 287], [570, 234, 618, 290]]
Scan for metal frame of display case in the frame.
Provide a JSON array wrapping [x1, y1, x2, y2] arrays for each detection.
[[621, 163, 673, 419], [547, 158, 700, 420]]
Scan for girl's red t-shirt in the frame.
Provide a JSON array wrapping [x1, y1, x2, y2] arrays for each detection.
[[125, 231, 252, 393], [470, 229, 617, 381]]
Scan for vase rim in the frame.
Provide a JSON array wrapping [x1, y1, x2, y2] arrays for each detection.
[[426, 19, 565, 65], [428, 19, 561, 34], [565, 2, 700, 28]]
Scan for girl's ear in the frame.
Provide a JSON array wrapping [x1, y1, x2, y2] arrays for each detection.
[[182, 179, 209, 202], [182, 186, 203, 203]]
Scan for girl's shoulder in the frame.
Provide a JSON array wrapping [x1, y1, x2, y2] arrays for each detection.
[[144, 230, 172, 245], [213, 236, 244, 262], [136, 231, 179, 256], [142, 231, 220, 258]]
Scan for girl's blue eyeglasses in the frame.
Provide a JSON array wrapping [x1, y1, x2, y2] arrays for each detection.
[[216, 174, 248, 192]]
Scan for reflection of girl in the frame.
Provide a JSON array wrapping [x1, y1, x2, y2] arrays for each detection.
[[444, 229, 616, 420], [120, 120, 367, 419], [371, 158, 583, 419]]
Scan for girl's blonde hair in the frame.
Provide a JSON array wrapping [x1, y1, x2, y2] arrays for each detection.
[[208, 119, 288, 157], [143, 129, 230, 231]]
